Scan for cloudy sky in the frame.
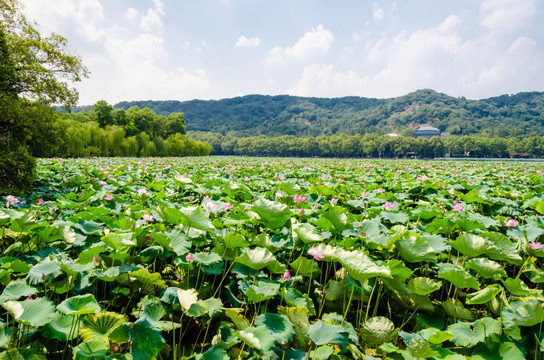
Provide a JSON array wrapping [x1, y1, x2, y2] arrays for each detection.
[[21, 0, 544, 105]]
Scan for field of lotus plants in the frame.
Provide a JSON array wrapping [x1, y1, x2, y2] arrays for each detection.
[[1, 156, 544, 359]]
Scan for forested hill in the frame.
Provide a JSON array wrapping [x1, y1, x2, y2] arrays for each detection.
[[112, 89, 544, 137]]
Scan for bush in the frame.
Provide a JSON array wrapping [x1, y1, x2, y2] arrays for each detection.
[[0, 145, 36, 191]]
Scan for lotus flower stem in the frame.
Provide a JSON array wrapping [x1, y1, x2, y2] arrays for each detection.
[[342, 282, 356, 326]]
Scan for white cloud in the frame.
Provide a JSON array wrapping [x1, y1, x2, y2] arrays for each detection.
[[235, 35, 262, 48], [481, 0, 536, 30], [152, 0, 165, 16], [372, 3, 384, 21], [125, 7, 138, 21], [140, 9, 163, 34], [288, 14, 544, 99], [22, 0, 105, 42], [267, 25, 334, 63]]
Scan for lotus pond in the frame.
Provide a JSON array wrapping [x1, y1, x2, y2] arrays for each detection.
[[1, 157, 544, 359]]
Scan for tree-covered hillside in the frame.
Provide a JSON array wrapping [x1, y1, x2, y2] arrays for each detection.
[[112, 89, 544, 137]]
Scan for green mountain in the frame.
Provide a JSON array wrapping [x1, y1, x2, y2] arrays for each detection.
[[112, 89, 544, 137]]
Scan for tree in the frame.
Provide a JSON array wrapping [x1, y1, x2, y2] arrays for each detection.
[[0, 0, 88, 190], [166, 113, 186, 136], [92, 100, 114, 128]]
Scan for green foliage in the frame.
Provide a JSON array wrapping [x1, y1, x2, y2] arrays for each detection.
[[1, 157, 544, 358]]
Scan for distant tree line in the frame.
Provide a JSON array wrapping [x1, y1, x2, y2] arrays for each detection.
[[41, 102, 212, 158], [110, 90, 544, 138], [188, 131, 544, 159]]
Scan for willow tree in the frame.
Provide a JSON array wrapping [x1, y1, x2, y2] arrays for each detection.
[[0, 0, 88, 190]]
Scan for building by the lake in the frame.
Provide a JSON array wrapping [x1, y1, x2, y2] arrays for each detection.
[[413, 125, 440, 138]]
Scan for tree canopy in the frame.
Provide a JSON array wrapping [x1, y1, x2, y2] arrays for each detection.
[[0, 0, 89, 190]]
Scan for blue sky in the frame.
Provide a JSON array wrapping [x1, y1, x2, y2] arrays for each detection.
[[21, 0, 544, 105]]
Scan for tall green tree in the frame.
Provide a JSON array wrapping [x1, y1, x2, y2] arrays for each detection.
[[0, 0, 88, 190]]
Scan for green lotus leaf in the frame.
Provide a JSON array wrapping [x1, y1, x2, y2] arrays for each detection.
[[466, 284, 502, 305], [2, 297, 55, 327], [293, 222, 323, 243], [407, 338, 438, 358], [308, 321, 349, 351], [211, 323, 240, 350], [101, 232, 135, 251], [179, 206, 215, 232], [436, 263, 480, 290], [131, 318, 165, 360], [465, 258, 507, 279], [0, 324, 10, 350], [0, 279, 37, 303], [151, 229, 191, 256], [290, 256, 320, 276], [195, 347, 229, 360], [498, 341, 525, 360], [441, 298, 475, 321], [450, 233, 496, 258], [324, 280, 345, 301], [333, 248, 391, 282], [79, 312, 127, 343], [380, 211, 408, 224], [26, 261, 62, 285], [57, 294, 101, 315], [0, 348, 47, 360], [448, 317, 501, 347], [407, 277, 442, 296], [244, 280, 281, 303], [41, 312, 77, 341], [419, 328, 453, 345], [129, 268, 166, 288], [503, 277, 541, 296], [186, 298, 224, 318], [396, 234, 437, 263], [251, 199, 291, 229], [220, 232, 249, 249], [281, 288, 316, 315], [278, 306, 310, 349], [360, 316, 395, 346], [225, 309, 251, 330], [72, 340, 108, 360], [255, 313, 295, 343], [524, 264, 544, 283], [235, 247, 283, 272], [236, 326, 277, 352], [323, 210, 353, 231], [502, 300, 544, 328]]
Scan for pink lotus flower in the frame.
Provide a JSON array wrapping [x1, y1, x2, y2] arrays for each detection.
[[283, 270, 292, 281], [92, 255, 100, 263], [308, 247, 324, 261], [360, 192, 367, 200], [504, 219, 517, 228], [185, 252, 194, 261], [330, 198, 338, 205], [448, 188, 455, 195], [275, 191, 283, 198], [313, 204, 318, 210], [188, 196, 193, 201], [38, 198, 45, 205], [293, 194, 308, 203], [5, 195, 19, 208], [299, 208, 305, 215], [105, 194, 114, 201], [452, 203, 464, 212], [224, 202, 233, 212], [137, 188, 148, 196], [383, 201, 395, 210], [530, 242, 542, 250], [142, 214, 154, 222], [377, 188, 384, 194]]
